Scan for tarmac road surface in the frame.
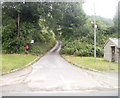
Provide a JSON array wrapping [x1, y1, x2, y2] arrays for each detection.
[[0, 41, 118, 96]]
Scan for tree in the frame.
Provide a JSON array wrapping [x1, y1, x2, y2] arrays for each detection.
[[2, 2, 55, 53], [113, 1, 120, 38], [61, 2, 86, 38]]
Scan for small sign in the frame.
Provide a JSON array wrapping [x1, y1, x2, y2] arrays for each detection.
[[95, 25, 97, 28], [30, 40, 34, 43]]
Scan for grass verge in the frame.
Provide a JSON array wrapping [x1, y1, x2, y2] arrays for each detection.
[[0, 54, 38, 75], [63, 55, 119, 71], [0, 40, 56, 75]]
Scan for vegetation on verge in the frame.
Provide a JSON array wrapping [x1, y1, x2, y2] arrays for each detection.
[[64, 55, 119, 71], [2, 2, 57, 54], [2, 2, 119, 56], [60, 2, 119, 57], [0, 54, 37, 74], [1, 2, 120, 73], [60, 13, 119, 57]]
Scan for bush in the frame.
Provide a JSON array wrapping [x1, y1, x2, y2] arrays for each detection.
[[96, 47, 104, 57], [29, 39, 55, 55], [60, 38, 104, 57], [2, 18, 56, 54]]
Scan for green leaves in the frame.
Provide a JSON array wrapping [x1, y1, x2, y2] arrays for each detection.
[[2, 2, 115, 56], [2, 2, 56, 54]]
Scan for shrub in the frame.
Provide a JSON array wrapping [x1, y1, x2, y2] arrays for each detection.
[[60, 38, 104, 57]]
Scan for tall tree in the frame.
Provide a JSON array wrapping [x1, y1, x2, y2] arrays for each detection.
[[113, 1, 120, 37], [61, 2, 86, 38]]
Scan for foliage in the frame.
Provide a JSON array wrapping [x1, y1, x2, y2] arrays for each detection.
[[60, 38, 103, 57], [90, 16, 114, 26], [30, 39, 55, 55], [2, 2, 56, 54], [60, 3, 119, 57], [61, 2, 87, 38], [2, 2, 118, 56], [113, 1, 120, 38]]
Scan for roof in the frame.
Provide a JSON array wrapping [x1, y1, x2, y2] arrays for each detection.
[[104, 38, 120, 48]]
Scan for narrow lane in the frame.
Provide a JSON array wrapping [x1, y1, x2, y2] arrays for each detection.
[[0, 41, 118, 95]]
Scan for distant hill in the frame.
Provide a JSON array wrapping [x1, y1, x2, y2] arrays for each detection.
[[89, 15, 114, 26]]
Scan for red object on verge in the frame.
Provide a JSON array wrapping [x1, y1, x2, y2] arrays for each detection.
[[25, 45, 29, 50]]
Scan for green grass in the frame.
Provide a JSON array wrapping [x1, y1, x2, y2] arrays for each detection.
[[0, 40, 55, 75], [0, 54, 37, 74], [64, 55, 119, 71]]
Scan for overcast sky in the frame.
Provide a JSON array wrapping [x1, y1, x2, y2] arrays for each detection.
[[83, 0, 119, 19]]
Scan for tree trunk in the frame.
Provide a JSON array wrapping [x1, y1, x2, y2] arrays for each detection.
[[17, 12, 20, 38], [17, 12, 20, 51]]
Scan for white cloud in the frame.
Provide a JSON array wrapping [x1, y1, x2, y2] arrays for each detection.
[[83, 0, 119, 19]]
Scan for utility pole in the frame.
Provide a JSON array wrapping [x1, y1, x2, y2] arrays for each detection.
[[93, 0, 97, 62]]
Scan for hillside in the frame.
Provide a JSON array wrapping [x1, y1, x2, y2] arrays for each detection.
[[2, 2, 118, 57]]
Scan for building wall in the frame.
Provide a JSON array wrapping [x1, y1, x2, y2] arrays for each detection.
[[104, 41, 113, 62], [104, 40, 120, 62]]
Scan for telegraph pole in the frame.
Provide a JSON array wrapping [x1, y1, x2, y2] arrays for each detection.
[[93, 0, 97, 62]]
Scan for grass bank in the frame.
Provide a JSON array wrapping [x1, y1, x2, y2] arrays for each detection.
[[1, 40, 56, 75], [63, 55, 119, 71], [0, 54, 37, 74], [30, 40, 56, 55]]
